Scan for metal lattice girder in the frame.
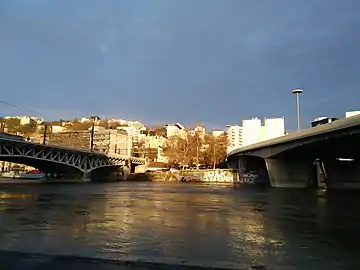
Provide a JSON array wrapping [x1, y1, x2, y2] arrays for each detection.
[[0, 136, 145, 173]]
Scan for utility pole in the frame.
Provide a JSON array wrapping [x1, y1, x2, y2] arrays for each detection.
[[90, 121, 95, 151], [196, 133, 199, 170], [213, 137, 216, 169], [0, 114, 5, 133], [42, 124, 48, 145]]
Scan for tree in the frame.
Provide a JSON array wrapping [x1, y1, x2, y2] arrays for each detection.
[[108, 121, 120, 129], [202, 134, 227, 168], [3, 118, 20, 133], [163, 132, 198, 168], [70, 122, 92, 131], [132, 140, 146, 158], [132, 139, 158, 161], [99, 119, 110, 128], [17, 119, 37, 135]]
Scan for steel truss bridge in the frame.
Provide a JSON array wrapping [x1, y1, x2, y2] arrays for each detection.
[[0, 135, 145, 174]]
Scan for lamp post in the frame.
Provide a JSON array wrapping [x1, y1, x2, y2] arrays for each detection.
[[89, 116, 101, 151], [292, 88, 303, 131]]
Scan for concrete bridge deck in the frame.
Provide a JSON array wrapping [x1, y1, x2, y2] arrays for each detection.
[[229, 113, 360, 156], [227, 114, 360, 188]]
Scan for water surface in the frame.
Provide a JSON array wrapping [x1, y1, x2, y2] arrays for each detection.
[[0, 182, 359, 269]]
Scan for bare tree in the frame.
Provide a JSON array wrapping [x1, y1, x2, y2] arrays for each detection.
[[132, 140, 146, 158], [203, 134, 227, 168], [163, 133, 196, 169]]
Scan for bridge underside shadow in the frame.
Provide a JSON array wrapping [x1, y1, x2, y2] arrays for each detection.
[[265, 133, 360, 188], [90, 166, 127, 182], [232, 155, 270, 185], [0, 156, 83, 177]]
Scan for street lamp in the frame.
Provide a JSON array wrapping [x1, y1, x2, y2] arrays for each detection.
[[292, 88, 303, 131], [89, 116, 101, 151]]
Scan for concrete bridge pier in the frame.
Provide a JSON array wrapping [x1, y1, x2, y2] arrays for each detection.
[[265, 157, 314, 188], [322, 158, 360, 189], [82, 172, 91, 181], [90, 166, 127, 182], [314, 159, 327, 189], [228, 155, 257, 173]]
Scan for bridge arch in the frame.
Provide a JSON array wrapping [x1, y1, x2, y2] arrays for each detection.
[[0, 155, 85, 174], [87, 164, 124, 173], [0, 137, 146, 179]]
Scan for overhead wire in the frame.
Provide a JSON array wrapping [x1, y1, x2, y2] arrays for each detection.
[[0, 100, 47, 119]]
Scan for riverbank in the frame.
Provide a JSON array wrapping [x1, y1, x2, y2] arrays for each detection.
[[0, 250, 238, 270], [128, 169, 239, 183], [0, 177, 90, 184]]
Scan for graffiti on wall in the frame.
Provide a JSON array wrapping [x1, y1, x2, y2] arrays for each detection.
[[178, 169, 236, 183], [236, 170, 269, 185], [203, 170, 234, 182]]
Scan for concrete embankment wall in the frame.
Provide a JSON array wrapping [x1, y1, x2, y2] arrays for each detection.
[[178, 169, 239, 183], [128, 169, 240, 183]]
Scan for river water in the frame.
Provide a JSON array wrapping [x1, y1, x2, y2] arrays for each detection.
[[0, 182, 359, 269]]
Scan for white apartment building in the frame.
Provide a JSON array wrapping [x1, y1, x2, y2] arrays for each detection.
[[212, 130, 225, 137], [345, 111, 360, 118], [137, 134, 168, 162], [189, 125, 206, 139], [263, 117, 285, 140], [118, 126, 140, 138], [4, 116, 43, 125], [226, 117, 285, 151], [226, 125, 243, 153], [242, 117, 285, 148], [93, 128, 132, 156], [242, 118, 262, 147], [166, 123, 186, 138], [51, 125, 67, 133]]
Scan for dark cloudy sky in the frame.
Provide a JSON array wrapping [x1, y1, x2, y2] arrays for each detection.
[[0, 0, 359, 131]]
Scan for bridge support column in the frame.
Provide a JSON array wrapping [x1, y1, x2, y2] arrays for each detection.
[[81, 172, 91, 182], [322, 159, 360, 189], [227, 157, 247, 172], [314, 159, 327, 189], [265, 158, 313, 188]]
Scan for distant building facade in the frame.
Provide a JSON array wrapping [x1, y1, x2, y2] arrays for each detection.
[[212, 130, 225, 137], [51, 125, 67, 133], [166, 123, 186, 138], [226, 117, 285, 152], [345, 111, 360, 118], [226, 125, 243, 153], [3, 116, 43, 125], [92, 127, 132, 156], [189, 125, 206, 139], [47, 131, 91, 151]]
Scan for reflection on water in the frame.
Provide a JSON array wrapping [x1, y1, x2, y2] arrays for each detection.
[[0, 182, 359, 269]]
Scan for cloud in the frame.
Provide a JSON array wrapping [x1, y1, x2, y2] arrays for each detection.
[[0, 0, 359, 130]]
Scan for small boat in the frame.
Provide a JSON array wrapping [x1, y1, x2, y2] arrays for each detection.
[[18, 170, 45, 180]]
